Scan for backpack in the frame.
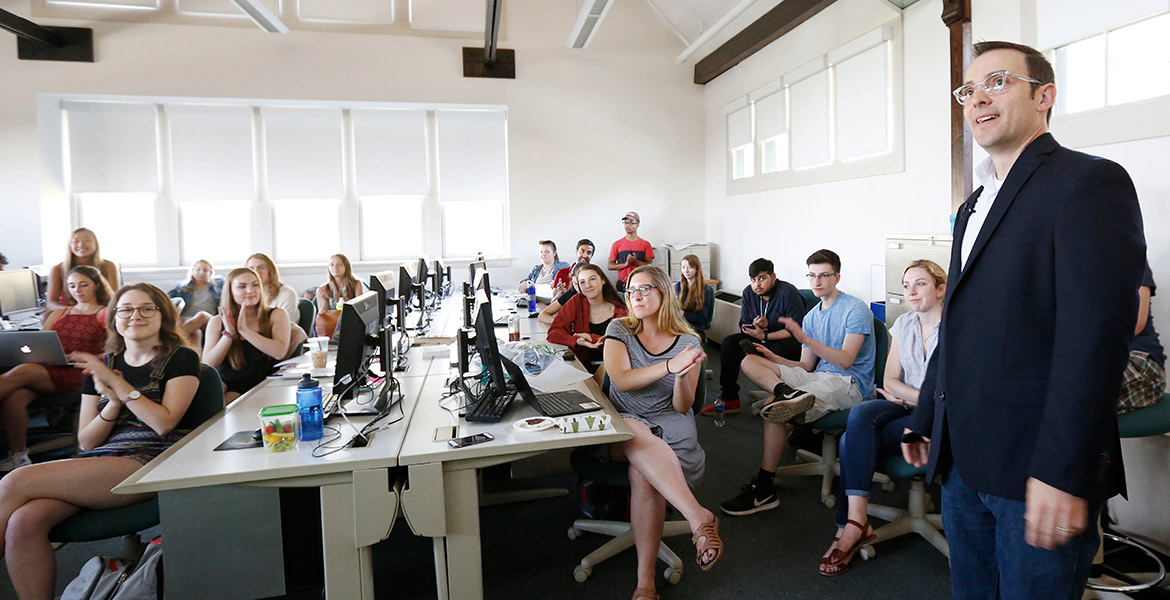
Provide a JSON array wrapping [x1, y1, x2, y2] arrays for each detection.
[[62, 536, 164, 600]]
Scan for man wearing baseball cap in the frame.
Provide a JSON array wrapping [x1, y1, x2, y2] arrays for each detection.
[[608, 211, 654, 292]]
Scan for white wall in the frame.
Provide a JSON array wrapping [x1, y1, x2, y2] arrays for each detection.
[[0, 0, 705, 292]]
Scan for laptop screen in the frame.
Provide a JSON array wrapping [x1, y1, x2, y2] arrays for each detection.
[[0, 269, 40, 318]]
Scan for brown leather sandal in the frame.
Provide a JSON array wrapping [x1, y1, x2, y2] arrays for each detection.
[[819, 530, 843, 570], [693, 516, 724, 571], [631, 587, 659, 600], [819, 519, 875, 577]]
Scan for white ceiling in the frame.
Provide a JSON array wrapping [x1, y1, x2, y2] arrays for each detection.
[[644, 0, 754, 44]]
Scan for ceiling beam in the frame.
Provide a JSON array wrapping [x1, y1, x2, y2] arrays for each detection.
[[693, 0, 837, 85], [0, 8, 93, 62]]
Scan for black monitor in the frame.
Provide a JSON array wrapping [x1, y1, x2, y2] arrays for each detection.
[[399, 262, 417, 318], [468, 260, 486, 289], [0, 269, 41, 319], [432, 259, 449, 297], [332, 291, 380, 400], [413, 258, 428, 313], [472, 301, 506, 396], [369, 270, 397, 327]]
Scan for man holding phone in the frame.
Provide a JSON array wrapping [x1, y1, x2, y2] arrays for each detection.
[[701, 258, 806, 417], [607, 212, 654, 293]]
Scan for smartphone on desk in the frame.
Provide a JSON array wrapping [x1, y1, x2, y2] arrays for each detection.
[[449, 432, 495, 448]]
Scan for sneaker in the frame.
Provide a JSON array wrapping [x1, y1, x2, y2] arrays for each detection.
[[720, 475, 779, 516], [747, 391, 769, 416], [760, 393, 816, 425], [773, 381, 803, 400], [700, 395, 740, 417], [0, 451, 31, 473]]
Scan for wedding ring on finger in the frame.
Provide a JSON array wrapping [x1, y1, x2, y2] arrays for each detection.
[[1055, 525, 1071, 534]]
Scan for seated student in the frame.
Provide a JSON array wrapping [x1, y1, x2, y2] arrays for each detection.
[[0, 266, 112, 473], [316, 254, 365, 315], [169, 259, 223, 347], [538, 262, 587, 326], [0, 282, 199, 599], [0, 252, 7, 270], [547, 265, 626, 379], [700, 258, 806, 417], [246, 253, 300, 324], [820, 259, 945, 576], [674, 254, 715, 340], [203, 268, 292, 404], [46, 228, 120, 311], [1118, 264, 1166, 414], [552, 238, 595, 298], [518, 240, 570, 293], [721, 249, 875, 516], [603, 266, 723, 599]]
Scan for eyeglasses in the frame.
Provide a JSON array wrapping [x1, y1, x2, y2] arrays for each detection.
[[806, 273, 837, 280], [952, 70, 1043, 105], [114, 305, 159, 319], [625, 284, 658, 298], [621, 218, 639, 225]]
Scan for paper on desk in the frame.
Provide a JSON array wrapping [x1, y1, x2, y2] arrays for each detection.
[[528, 359, 592, 393]]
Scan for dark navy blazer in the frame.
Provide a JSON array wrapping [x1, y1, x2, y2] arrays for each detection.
[[906, 133, 1146, 503]]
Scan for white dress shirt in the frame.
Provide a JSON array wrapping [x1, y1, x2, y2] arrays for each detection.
[[960, 157, 1006, 270]]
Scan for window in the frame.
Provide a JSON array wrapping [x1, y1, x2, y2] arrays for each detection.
[[725, 103, 754, 180], [1053, 12, 1170, 115], [52, 96, 509, 269], [754, 90, 788, 174]]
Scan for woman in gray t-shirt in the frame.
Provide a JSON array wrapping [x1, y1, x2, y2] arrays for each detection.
[[603, 266, 724, 598]]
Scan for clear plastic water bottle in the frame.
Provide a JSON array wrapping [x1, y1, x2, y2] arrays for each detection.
[[527, 282, 537, 313], [508, 311, 521, 342], [713, 397, 726, 427], [296, 373, 324, 441]]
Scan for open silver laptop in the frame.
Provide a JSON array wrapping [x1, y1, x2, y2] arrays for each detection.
[[0, 331, 72, 367]]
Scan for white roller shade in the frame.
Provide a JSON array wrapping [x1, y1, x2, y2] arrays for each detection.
[[167, 104, 255, 201], [754, 91, 787, 142], [352, 109, 428, 196], [263, 107, 344, 200], [1037, 0, 1168, 49], [65, 101, 159, 193], [435, 110, 508, 201], [836, 44, 889, 161], [789, 70, 831, 169], [726, 106, 752, 149]]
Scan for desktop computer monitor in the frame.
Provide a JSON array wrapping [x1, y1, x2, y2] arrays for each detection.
[[399, 262, 417, 319], [468, 260, 487, 289], [332, 291, 380, 400], [368, 270, 397, 327], [413, 258, 429, 313], [432, 259, 448, 297], [0, 269, 41, 319], [473, 301, 506, 396]]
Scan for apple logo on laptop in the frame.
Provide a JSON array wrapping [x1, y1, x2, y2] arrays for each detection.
[[20, 345, 32, 354]]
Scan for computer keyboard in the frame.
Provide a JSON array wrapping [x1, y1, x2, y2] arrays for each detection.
[[465, 389, 517, 423], [532, 392, 584, 417]]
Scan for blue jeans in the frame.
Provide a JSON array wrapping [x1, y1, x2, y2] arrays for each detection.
[[834, 399, 911, 526], [942, 467, 1103, 600]]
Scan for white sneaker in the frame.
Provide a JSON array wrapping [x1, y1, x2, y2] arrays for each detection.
[[0, 451, 31, 473]]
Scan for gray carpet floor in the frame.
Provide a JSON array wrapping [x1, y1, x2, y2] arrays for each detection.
[[1, 341, 955, 599]]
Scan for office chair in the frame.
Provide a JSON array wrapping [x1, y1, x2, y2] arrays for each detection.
[[25, 391, 81, 460], [49, 365, 224, 561], [856, 454, 948, 562], [297, 297, 316, 336], [567, 362, 705, 584]]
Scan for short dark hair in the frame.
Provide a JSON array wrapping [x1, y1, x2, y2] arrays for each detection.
[[748, 258, 774, 279], [0, 252, 7, 267], [973, 41, 1055, 122], [576, 238, 595, 251], [806, 249, 841, 274]]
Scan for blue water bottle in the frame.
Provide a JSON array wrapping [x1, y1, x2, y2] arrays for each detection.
[[527, 282, 537, 313], [296, 373, 324, 442]]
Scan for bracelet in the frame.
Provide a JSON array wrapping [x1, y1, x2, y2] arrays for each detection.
[[98, 409, 118, 422], [665, 360, 674, 375]]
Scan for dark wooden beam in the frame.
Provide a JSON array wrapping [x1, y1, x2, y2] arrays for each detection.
[[693, 0, 836, 85], [942, 0, 972, 214]]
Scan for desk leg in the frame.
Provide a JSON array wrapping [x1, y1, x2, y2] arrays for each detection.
[[320, 482, 375, 600], [443, 468, 483, 600], [433, 538, 449, 600]]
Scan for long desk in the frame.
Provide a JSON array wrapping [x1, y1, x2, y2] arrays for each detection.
[[115, 294, 632, 600]]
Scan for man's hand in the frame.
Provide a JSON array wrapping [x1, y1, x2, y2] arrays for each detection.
[[1025, 478, 1088, 549], [752, 315, 768, 330], [777, 317, 807, 344], [900, 427, 930, 468], [741, 323, 765, 341], [753, 343, 782, 364]]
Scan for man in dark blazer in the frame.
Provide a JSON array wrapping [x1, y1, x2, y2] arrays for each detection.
[[902, 41, 1146, 599]]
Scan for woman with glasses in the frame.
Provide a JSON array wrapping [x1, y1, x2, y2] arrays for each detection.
[[0, 266, 113, 473], [603, 266, 723, 600], [316, 254, 365, 315], [203, 268, 293, 404], [547, 265, 626, 380], [46, 228, 121, 311], [674, 254, 715, 340], [246, 253, 300, 325], [819, 260, 945, 576], [0, 283, 199, 599], [518, 240, 570, 293], [169, 259, 224, 348]]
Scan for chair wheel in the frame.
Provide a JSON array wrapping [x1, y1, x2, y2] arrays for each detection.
[[881, 481, 896, 493], [860, 545, 875, 561], [573, 565, 591, 582], [664, 567, 682, 584], [823, 496, 836, 508], [567, 527, 580, 540]]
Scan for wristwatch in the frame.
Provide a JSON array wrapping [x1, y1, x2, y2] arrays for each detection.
[[124, 390, 142, 403]]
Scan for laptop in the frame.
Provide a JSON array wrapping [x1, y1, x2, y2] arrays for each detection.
[[500, 356, 602, 417], [0, 331, 72, 367]]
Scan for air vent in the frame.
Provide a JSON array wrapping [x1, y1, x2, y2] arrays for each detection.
[[567, 0, 614, 49]]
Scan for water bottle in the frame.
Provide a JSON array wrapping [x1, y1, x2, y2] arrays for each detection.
[[527, 282, 537, 313], [508, 311, 521, 342], [713, 397, 726, 427], [296, 373, 324, 442]]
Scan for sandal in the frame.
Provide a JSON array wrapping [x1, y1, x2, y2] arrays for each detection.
[[819, 519, 875, 577], [632, 588, 659, 600], [819, 530, 843, 570], [692, 516, 724, 571]]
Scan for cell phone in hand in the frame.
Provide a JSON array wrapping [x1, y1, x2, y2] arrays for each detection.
[[448, 432, 495, 448]]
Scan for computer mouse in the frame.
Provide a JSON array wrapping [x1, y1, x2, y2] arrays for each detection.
[[252, 428, 263, 441]]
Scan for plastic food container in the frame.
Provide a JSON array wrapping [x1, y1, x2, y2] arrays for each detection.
[[554, 414, 611, 434], [258, 404, 299, 452]]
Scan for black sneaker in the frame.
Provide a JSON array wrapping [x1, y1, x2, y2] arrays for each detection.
[[720, 475, 779, 516], [774, 381, 802, 400]]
